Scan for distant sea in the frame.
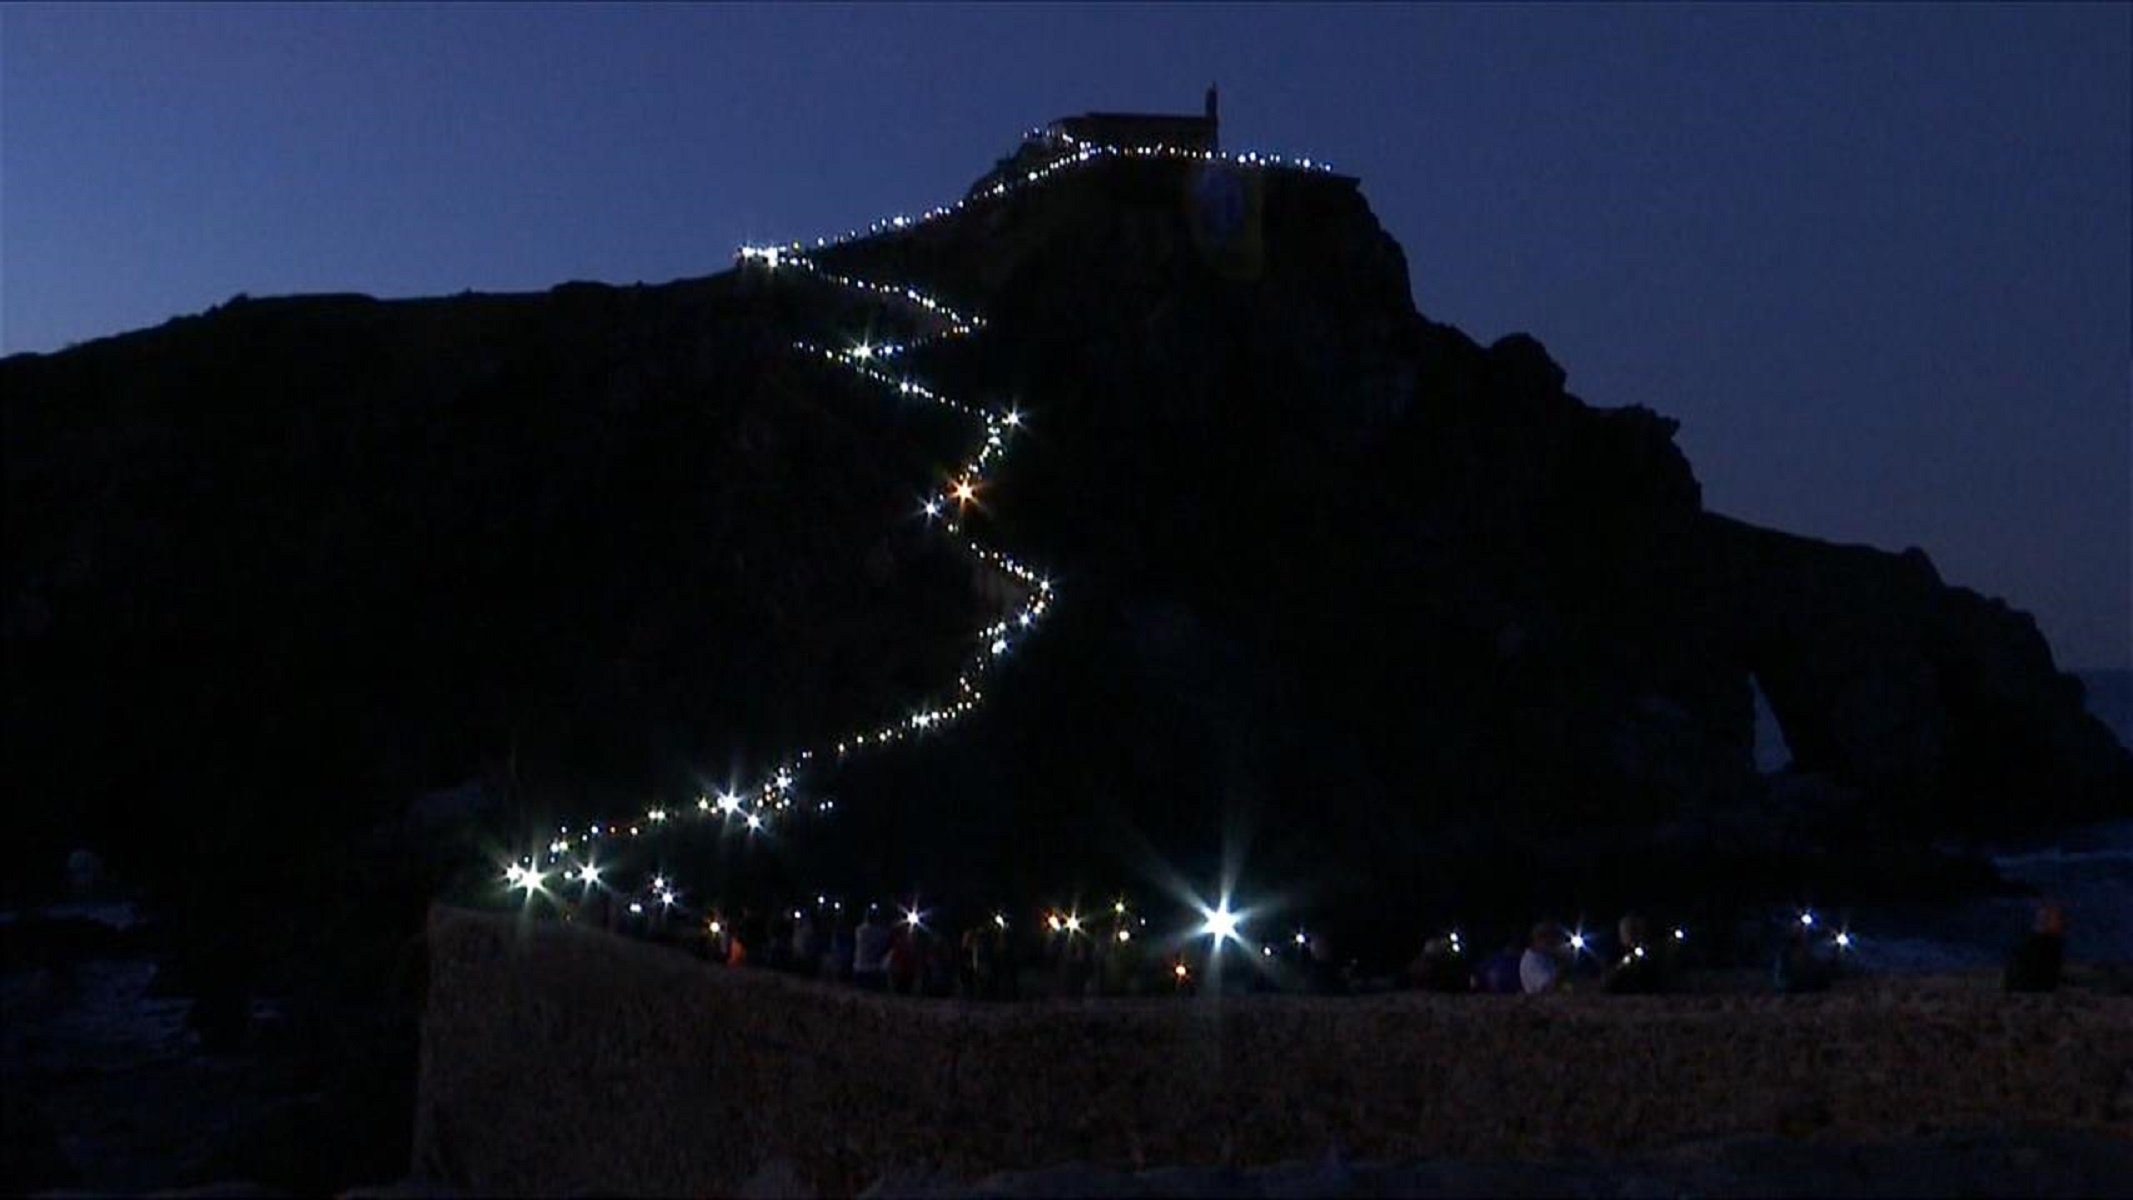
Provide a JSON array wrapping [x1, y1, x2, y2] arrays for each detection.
[[1767, 668, 2133, 972]]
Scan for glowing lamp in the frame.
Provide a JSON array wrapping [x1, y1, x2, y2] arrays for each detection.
[[1065, 914, 1082, 934], [745, 813, 764, 832], [1673, 927, 1686, 942], [1569, 932, 1587, 952], [993, 913, 1007, 929], [1199, 903, 1240, 945], [1800, 911, 1816, 928], [629, 902, 644, 915], [1835, 931, 1853, 949], [1117, 929, 1131, 943], [1173, 962, 1189, 980]]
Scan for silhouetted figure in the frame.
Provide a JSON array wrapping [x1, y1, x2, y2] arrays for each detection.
[[886, 923, 918, 995], [1521, 923, 1570, 994], [1305, 931, 1346, 995], [1410, 936, 1472, 993], [1476, 942, 1524, 995], [1773, 925, 1834, 994], [1603, 914, 1666, 995], [826, 916, 854, 982], [2004, 902, 2068, 993], [1058, 931, 1094, 998], [853, 910, 891, 991]]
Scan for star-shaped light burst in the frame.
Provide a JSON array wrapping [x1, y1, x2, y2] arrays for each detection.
[[1199, 899, 1242, 947], [952, 479, 977, 506], [502, 862, 534, 891]]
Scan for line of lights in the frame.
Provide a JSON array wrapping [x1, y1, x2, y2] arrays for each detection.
[[736, 135, 1334, 263], [499, 124, 1375, 940]]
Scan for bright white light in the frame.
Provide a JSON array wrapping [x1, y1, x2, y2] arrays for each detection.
[[1800, 912, 1817, 928], [629, 902, 644, 915], [1003, 410, 1022, 428], [1569, 932, 1587, 951], [953, 480, 976, 504], [993, 913, 1007, 929], [923, 500, 941, 518], [1632, 945, 1646, 958], [851, 342, 873, 361], [1117, 928, 1131, 943], [774, 769, 793, 791], [1262, 944, 1273, 957], [1294, 931, 1307, 946], [717, 793, 742, 815], [903, 907, 923, 929], [1114, 900, 1126, 915], [1835, 931, 1853, 949], [651, 875, 667, 891], [1673, 927, 1686, 942], [577, 863, 600, 885], [745, 813, 764, 832], [660, 890, 678, 907], [1200, 902, 1240, 945], [991, 638, 1008, 655], [1064, 913, 1082, 934]]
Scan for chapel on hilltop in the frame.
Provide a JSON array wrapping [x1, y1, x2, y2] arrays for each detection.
[[967, 87, 1220, 198]]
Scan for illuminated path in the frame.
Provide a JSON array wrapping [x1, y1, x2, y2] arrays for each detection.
[[505, 136, 1336, 911]]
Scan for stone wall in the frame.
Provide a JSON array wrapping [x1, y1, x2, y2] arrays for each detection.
[[414, 906, 2133, 1197]]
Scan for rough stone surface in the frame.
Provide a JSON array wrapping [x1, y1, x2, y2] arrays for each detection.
[[416, 907, 2133, 1198]]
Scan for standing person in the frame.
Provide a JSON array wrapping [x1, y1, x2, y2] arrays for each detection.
[[826, 914, 855, 983], [853, 908, 892, 991], [1520, 923, 1571, 994], [1058, 930, 1094, 999], [1773, 924, 1833, 994], [1603, 914, 1666, 995], [886, 922, 917, 995], [1411, 936, 1472, 994], [2004, 902, 2069, 993], [1476, 939, 1524, 995], [792, 911, 819, 976]]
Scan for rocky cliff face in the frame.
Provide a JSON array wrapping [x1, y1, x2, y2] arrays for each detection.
[[3, 146, 2124, 935]]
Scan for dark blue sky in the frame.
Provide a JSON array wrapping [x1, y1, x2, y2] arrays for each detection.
[[5, 3, 2127, 666]]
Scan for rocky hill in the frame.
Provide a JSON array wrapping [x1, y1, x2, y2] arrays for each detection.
[[5, 143, 2126, 943]]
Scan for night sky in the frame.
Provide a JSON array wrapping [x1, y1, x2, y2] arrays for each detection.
[[5, 3, 2127, 667]]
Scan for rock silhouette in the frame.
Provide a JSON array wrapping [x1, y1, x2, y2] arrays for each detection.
[[3, 139, 2124, 935]]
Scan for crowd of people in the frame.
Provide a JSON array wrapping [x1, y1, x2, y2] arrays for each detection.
[[552, 888, 2075, 1001]]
